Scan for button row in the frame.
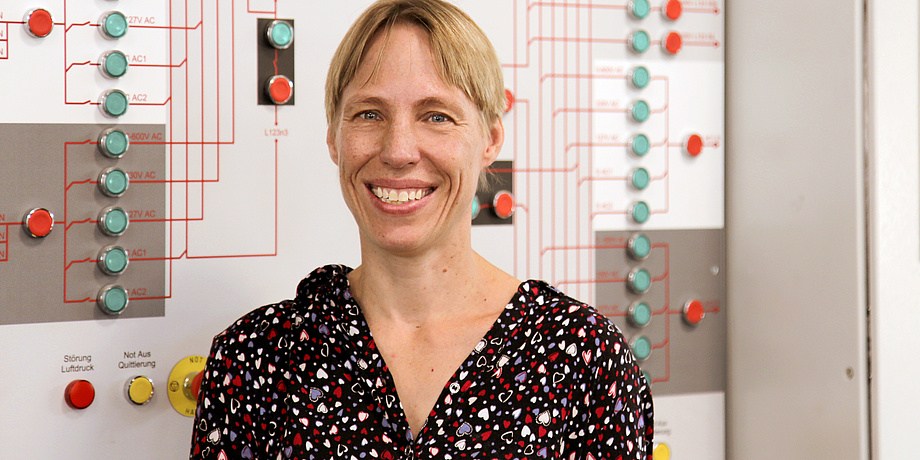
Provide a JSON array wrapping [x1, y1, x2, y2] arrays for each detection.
[[65, 376, 155, 410], [628, 30, 684, 55], [471, 190, 515, 220], [24, 9, 129, 40], [21, 205, 130, 239], [622, 232, 707, 367], [96, 123, 131, 315], [263, 20, 295, 105], [66, 357, 209, 413], [628, 0, 683, 21]]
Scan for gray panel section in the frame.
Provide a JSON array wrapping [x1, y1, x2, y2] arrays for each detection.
[[473, 160, 514, 226], [0, 123, 166, 324], [725, 1, 869, 459], [595, 229, 725, 396]]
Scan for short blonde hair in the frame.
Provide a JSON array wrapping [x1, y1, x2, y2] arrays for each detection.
[[325, 0, 505, 131]]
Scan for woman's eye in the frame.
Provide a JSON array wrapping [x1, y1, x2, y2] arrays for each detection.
[[359, 111, 379, 121], [429, 113, 450, 123]]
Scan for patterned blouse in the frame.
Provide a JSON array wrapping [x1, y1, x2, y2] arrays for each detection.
[[190, 265, 653, 459]]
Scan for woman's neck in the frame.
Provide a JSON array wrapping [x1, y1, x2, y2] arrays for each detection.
[[348, 238, 513, 327]]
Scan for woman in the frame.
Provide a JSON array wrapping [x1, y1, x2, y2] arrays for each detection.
[[190, 1, 653, 459]]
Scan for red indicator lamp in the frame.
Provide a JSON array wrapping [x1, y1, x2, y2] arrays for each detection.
[[65, 380, 96, 410], [683, 299, 705, 326], [664, 0, 683, 21], [685, 133, 704, 157], [492, 190, 515, 219], [504, 89, 515, 114], [664, 32, 683, 55], [23, 208, 54, 238], [266, 75, 293, 105], [24, 8, 54, 38]]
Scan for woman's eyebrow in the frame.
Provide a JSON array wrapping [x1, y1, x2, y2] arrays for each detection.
[[342, 96, 388, 109], [414, 96, 464, 114]]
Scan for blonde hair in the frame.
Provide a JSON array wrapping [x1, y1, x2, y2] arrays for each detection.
[[325, 0, 505, 132]]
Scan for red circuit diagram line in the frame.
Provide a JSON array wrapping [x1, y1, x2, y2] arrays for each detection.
[[65, 0, 265, 303], [1, 22, 10, 60], [185, 138, 279, 259], [505, 1, 688, 289], [528, 0, 719, 14], [50, 0, 269, 303], [246, 0, 278, 15], [502, 1, 729, 386], [0, 234, 8, 262]]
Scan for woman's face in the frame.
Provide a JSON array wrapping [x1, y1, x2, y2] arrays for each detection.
[[328, 22, 503, 256]]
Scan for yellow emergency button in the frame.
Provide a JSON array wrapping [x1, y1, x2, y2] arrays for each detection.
[[125, 376, 154, 405], [168, 355, 207, 417], [654, 442, 671, 460]]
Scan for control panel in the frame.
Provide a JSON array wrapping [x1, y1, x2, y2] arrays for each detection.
[[0, 1, 723, 458]]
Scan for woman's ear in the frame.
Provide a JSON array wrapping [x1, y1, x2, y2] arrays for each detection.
[[481, 117, 505, 168], [327, 125, 339, 166]]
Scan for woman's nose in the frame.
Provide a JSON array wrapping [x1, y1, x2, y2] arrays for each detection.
[[379, 118, 420, 168]]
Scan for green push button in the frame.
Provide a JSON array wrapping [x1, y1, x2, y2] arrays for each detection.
[[99, 167, 129, 197], [630, 167, 651, 191], [101, 89, 129, 117], [629, 30, 650, 54], [99, 207, 129, 236], [628, 301, 653, 327], [101, 11, 129, 39], [629, 66, 651, 89], [630, 100, 651, 122], [627, 267, 652, 293], [266, 20, 294, 49], [98, 285, 129, 315], [99, 246, 129, 275], [630, 201, 651, 224], [627, 233, 652, 260], [100, 50, 128, 78], [471, 194, 481, 220], [629, 0, 651, 19], [98, 128, 130, 158], [629, 133, 651, 156], [631, 336, 652, 361]]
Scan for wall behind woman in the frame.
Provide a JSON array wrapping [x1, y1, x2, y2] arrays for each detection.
[[866, 0, 920, 458], [728, 0, 920, 458]]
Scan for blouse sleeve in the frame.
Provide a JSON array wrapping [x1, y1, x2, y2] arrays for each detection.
[[189, 304, 292, 460], [581, 323, 654, 460]]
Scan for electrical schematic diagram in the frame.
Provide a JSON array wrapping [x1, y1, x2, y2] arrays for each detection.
[[0, 1, 724, 459], [496, 2, 724, 458]]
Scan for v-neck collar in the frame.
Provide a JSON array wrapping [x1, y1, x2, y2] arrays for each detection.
[[318, 265, 537, 444]]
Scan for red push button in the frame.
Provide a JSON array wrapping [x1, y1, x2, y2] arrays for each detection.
[[492, 190, 515, 219], [190, 370, 205, 401], [504, 89, 515, 114], [683, 299, 705, 326], [65, 380, 96, 409], [664, 0, 683, 21], [266, 75, 293, 104], [23, 208, 54, 238], [685, 133, 703, 157], [25, 8, 54, 38], [663, 32, 682, 55]]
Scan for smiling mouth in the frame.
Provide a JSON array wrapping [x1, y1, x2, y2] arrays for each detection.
[[370, 186, 434, 205]]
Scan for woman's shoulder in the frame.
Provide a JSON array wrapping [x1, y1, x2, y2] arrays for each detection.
[[515, 280, 619, 335], [511, 280, 633, 367], [213, 264, 353, 344]]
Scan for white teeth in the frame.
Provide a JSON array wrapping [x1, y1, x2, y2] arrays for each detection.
[[371, 186, 431, 205]]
